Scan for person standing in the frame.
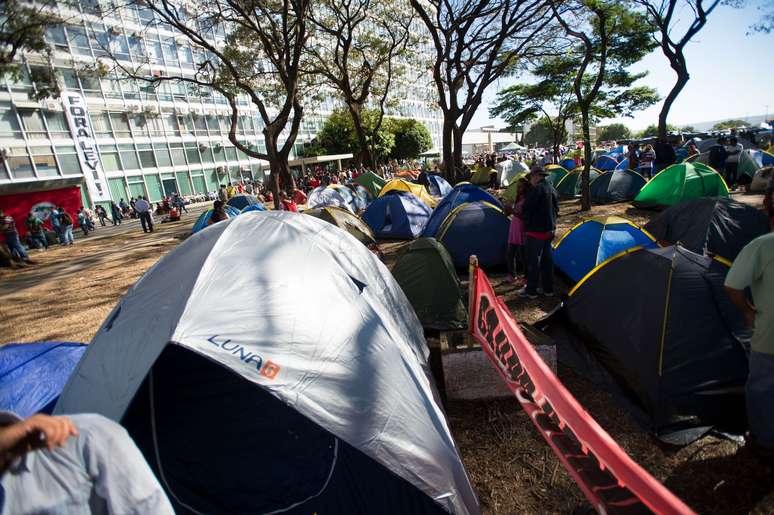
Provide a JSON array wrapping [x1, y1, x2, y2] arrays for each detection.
[[59, 209, 75, 245], [110, 202, 122, 226], [627, 143, 639, 171], [725, 232, 774, 456], [708, 136, 728, 175], [519, 167, 559, 299], [95, 205, 108, 226], [218, 184, 228, 202], [506, 178, 530, 284], [653, 136, 676, 174], [638, 144, 657, 180], [208, 200, 230, 225], [724, 136, 744, 190], [77, 207, 91, 237], [226, 182, 236, 199], [50, 206, 63, 243], [134, 196, 153, 233]]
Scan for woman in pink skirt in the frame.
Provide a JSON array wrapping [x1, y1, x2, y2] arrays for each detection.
[[506, 178, 531, 284]]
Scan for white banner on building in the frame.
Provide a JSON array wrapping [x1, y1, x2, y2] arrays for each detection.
[[62, 92, 111, 203]]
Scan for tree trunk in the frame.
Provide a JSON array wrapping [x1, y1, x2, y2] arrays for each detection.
[[659, 63, 689, 140], [348, 103, 375, 171], [580, 110, 592, 211], [265, 133, 295, 210], [452, 126, 464, 176], [442, 118, 455, 183]]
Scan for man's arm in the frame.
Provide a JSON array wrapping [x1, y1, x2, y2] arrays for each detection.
[[0, 414, 78, 473], [725, 286, 756, 327]]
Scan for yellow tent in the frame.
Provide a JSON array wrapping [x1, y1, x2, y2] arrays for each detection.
[[470, 165, 497, 185], [379, 179, 438, 208]]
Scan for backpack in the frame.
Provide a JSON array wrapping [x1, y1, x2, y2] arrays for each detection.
[[60, 212, 73, 226]]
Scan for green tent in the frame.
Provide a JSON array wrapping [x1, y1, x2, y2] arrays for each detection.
[[555, 168, 601, 198], [354, 171, 387, 197], [546, 166, 569, 186], [470, 166, 497, 185], [633, 162, 729, 208], [502, 172, 530, 203], [391, 238, 468, 330], [303, 205, 376, 246]]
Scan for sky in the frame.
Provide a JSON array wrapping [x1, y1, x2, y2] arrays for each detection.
[[470, 2, 774, 132]]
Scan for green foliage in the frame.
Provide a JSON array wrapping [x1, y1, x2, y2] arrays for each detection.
[[711, 119, 751, 130], [523, 118, 557, 148], [388, 119, 433, 160], [681, 125, 696, 132], [597, 123, 632, 141], [316, 108, 396, 160], [638, 123, 677, 138]]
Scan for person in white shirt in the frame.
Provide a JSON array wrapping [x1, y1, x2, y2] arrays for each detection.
[[133, 196, 153, 233], [724, 136, 744, 190]]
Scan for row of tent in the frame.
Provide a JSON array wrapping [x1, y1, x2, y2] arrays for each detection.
[[687, 148, 774, 192], [544, 197, 770, 443], [3, 212, 481, 515]]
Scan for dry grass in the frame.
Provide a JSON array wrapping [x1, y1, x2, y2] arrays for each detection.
[[1, 193, 771, 514]]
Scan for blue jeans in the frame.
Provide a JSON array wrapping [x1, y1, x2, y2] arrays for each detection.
[[61, 225, 74, 245], [526, 236, 554, 294], [747, 351, 774, 449], [4, 232, 29, 261], [30, 230, 48, 249]]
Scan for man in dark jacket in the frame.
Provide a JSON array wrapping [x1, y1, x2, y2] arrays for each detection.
[[653, 136, 676, 174], [520, 167, 559, 299]]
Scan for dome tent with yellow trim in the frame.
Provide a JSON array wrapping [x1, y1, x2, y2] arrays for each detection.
[[560, 244, 751, 444], [469, 165, 497, 186], [544, 165, 569, 187], [354, 170, 387, 198], [435, 201, 509, 269], [379, 179, 438, 208], [422, 184, 501, 238], [555, 168, 602, 198], [590, 169, 647, 204], [632, 162, 728, 209], [362, 191, 432, 240], [644, 197, 770, 262], [304, 205, 376, 246], [552, 216, 657, 283]]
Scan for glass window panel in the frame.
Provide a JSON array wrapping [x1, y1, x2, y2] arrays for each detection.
[[178, 46, 194, 68], [0, 108, 22, 137], [170, 143, 186, 165], [139, 148, 155, 168], [32, 149, 59, 178], [8, 154, 34, 179], [200, 146, 214, 163], [58, 69, 79, 89], [161, 115, 179, 136], [89, 23, 109, 57], [118, 145, 139, 170], [68, 26, 91, 56], [192, 114, 206, 133], [44, 111, 69, 136], [212, 145, 226, 162], [110, 32, 130, 61], [178, 115, 194, 135], [176, 172, 193, 195], [205, 115, 219, 133], [91, 112, 112, 138], [19, 109, 46, 138], [185, 144, 201, 164], [145, 174, 164, 202], [110, 113, 131, 137], [56, 152, 82, 175], [148, 41, 163, 65], [162, 43, 179, 67], [225, 147, 237, 161], [128, 182, 146, 199], [192, 175, 207, 194], [100, 151, 121, 172], [128, 36, 145, 58], [129, 114, 148, 134], [46, 26, 68, 48], [154, 145, 172, 167], [80, 74, 100, 93]]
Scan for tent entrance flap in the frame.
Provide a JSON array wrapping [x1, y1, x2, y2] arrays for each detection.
[[123, 345, 449, 515]]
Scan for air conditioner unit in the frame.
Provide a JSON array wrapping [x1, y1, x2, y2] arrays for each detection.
[[192, 106, 203, 115], [175, 36, 187, 45], [130, 104, 142, 113], [151, 70, 163, 78], [205, 109, 216, 116], [45, 100, 60, 111], [110, 26, 122, 36], [198, 143, 208, 151], [214, 142, 222, 150], [175, 106, 189, 115], [131, 32, 144, 40], [216, 166, 225, 173]]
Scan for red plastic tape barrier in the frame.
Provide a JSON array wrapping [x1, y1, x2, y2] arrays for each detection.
[[469, 267, 694, 515]]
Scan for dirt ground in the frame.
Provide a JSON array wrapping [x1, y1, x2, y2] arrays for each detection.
[[1, 193, 771, 514]]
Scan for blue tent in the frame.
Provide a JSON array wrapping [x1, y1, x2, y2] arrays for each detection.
[[241, 203, 267, 214], [0, 342, 86, 417], [226, 194, 260, 211], [552, 216, 657, 283], [350, 183, 372, 211], [362, 192, 432, 239], [192, 205, 240, 233], [437, 201, 509, 269], [422, 184, 502, 238], [590, 169, 647, 204], [560, 158, 577, 170], [595, 154, 620, 171], [426, 175, 453, 197], [615, 158, 630, 171]]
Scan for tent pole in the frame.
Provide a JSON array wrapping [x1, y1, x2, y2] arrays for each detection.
[[468, 255, 479, 334]]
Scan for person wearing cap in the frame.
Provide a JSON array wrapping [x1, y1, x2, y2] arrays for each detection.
[[519, 166, 559, 299]]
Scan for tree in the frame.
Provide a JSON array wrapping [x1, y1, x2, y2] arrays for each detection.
[[597, 123, 631, 141], [638, 123, 677, 137], [636, 0, 720, 140], [522, 117, 556, 147], [305, 0, 412, 170], [410, 0, 557, 181], [316, 108, 396, 160], [0, 0, 68, 100], [389, 119, 433, 160], [551, 0, 659, 210], [104, 0, 310, 209], [712, 119, 751, 130], [490, 57, 578, 162], [681, 125, 696, 132]]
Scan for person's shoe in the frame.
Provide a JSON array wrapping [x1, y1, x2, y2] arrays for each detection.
[[518, 288, 538, 299]]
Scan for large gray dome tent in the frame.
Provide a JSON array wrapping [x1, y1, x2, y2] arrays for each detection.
[[55, 212, 479, 515]]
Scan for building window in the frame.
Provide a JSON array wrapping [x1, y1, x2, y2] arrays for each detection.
[[170, 142, 186, 166], [0, 107, 22, 138], [99, 144, 121, 171], [154, 144, 172, 167], [137, 144, 156, 168], [6, 148, 34, 179], [129, 114, 148, 135], [200, 145, 214, 163], [55, 146, 82, 175], [185, 143, 201, 164], [161, 115, 179, 136], [110, 113, 131, 138], [45, 110, 70, 138], [67, 26, 92, 57], [192, 114, 207, 135], [46, 26, 68, 49], [18, 109, 47, 139], [225, 147, 237, 161], [58, 69, 80, 90], [118, 144, 140, 170], [91, 112, 112, 138], [212, 145, 226, 162], [31, 146, 59, 177]]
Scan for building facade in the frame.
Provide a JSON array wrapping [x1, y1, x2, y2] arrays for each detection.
[[0, 1, 442, 207]]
